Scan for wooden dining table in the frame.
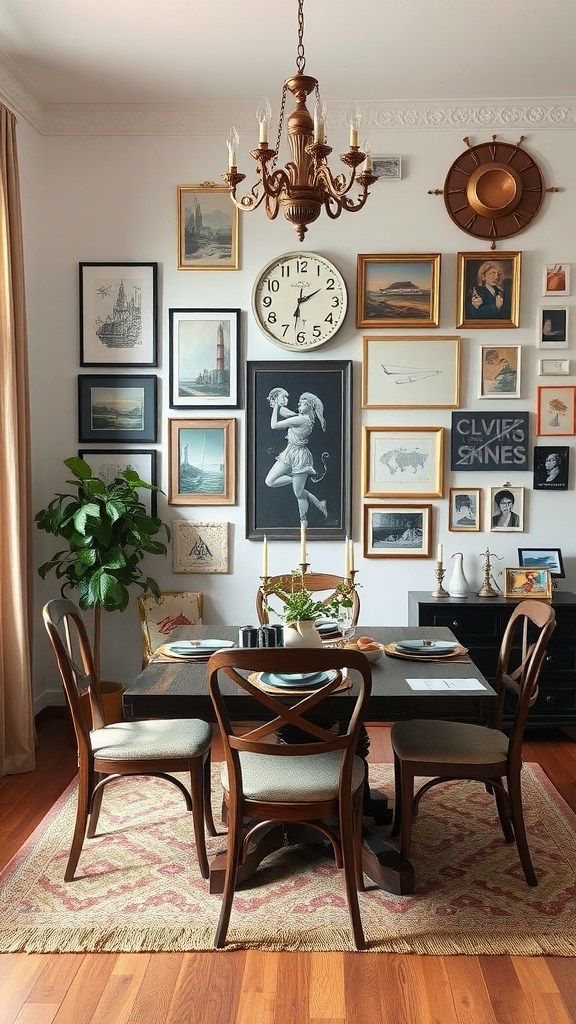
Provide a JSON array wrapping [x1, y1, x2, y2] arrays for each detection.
[[123, 624, 497, 896]]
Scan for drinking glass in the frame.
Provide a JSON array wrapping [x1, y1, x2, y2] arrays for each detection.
[[337, 607, 355, 644]]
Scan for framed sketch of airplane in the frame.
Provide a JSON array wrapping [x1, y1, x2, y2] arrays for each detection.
[[361, 336, 461, 408]]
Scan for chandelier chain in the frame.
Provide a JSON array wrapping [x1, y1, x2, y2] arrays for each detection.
[[296, 0, 306, 74], [272, 84, 288, 172]]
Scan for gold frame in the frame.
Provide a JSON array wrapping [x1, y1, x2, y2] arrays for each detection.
[[168, 417, 236, 506], [456, 251, 521, 329], [504, 567, 552, 600], [448, 487, 482, 532], [177, 184, 239, 270], [356, 254, 440, 329], [361, 335, 460, 409], [363, 426, 444, 498]]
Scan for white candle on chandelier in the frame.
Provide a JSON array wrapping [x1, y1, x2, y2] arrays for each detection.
[[262, 535, 268, 577], [256, 97, 271, 146], [313, 99, 326, 144], [348, 102, 361, 148], [300, 523, 307, 565], [227, 126, 239, 168]]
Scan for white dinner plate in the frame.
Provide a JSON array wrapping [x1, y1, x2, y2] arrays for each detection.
[[260, 670, 336, 690], [394, 639, 458, 655], [165, 639, 234, 656]]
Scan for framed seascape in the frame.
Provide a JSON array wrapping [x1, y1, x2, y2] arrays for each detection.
[[246, 361, 352, 540], [517, 547, 565, 579], [169, 308, 240, 409], [79, 262, 157, 367], [168, 418, 236, 506], [361, 335, 460, 409], [456, 252, 521, 329], [356, 254, 440, 329], [363, 426, 443, 499], [78, 375, 157, 443], [78, 449, 157, 516], [177, 184, 238, 270], [363, 503, 432, 558]]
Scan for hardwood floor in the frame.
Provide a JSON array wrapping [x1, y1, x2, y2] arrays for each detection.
[[1, 715, 575, 1024]]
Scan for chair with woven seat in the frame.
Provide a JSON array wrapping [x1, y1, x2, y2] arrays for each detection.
[[207, 646, 372, 949], [43, 597, 216, 882], [137, 590, 203, 667], [256, 572, 360, 626], [390, 599, 556, 886]]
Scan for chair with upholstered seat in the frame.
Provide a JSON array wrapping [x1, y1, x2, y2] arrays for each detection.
[[138, 590, 203, 667], [207, 646, 372, 949], [43, 597, 216, 882], [390, 599, 556, 886], [256, 572, 360, 626]]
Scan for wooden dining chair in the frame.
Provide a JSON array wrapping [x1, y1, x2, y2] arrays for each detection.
[[207, 646, 372, 949], [43, 597, 216, 882], [390, 599, 557, 886], [137, 590, 203, 667], [256, 572, 360, 625]]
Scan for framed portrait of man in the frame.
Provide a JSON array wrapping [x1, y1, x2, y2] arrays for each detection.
[[457, 252, 521, 329]]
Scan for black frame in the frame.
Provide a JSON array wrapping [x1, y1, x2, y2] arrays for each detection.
[[78, 374, 157, 443], [451, 411, 529, 471], [517, 548, 565, 579], [533, 445, 569, 490], [79, 262, 158, 367], [168, 307, 240, 409], [246, 360, 352, 540], [78, 448, 158, 516]]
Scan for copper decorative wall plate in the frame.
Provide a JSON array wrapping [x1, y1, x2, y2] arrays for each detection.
[[443, 139, 545, 241]]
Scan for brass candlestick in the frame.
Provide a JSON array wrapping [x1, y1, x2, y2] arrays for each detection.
[[477, 547, 502, 598], [432, 563, 449, 598]]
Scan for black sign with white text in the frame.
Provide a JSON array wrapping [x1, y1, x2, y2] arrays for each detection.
[[451, 412, 529, 471]]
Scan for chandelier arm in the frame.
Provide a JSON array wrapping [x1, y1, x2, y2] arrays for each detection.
[[314, 163, 360, 200]]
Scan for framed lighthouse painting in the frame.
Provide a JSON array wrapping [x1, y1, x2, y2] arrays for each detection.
[[169, 308, 240, 409], [79, 262, 158, 367]]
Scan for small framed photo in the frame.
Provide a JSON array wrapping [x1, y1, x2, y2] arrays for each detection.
[[169, 308, 240, 409], [537, 306, 569, 348], [172, 520, 229, 573], [78, 448, 157, 515], [356, 253, 440, 329], [533, 445, 569, 490], [539, 358, 570, 376], [361, 335, 460, 409], [456, 252, 521, 329], [78, 374, 157, 443], [177, 184, 239, 270], [518, 547, 565, 579], [504, 567, 552, 600], [372, 156, 402, 180], [489, 485, 524, 532], [168, 418, 236, 506], [448, 488, 481, 532], [79, 262, 157, 367], [363, 426, 444, 498], [536, 386, 576, 436], [543, 263, 570, 296], [363, 503, 432, 558], [479, 345, 521, 399]]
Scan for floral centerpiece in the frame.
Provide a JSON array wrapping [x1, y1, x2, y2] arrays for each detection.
[[266, 570, 353, 623]]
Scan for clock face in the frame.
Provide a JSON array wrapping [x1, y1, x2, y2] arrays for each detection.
[[252, 251, 348, 350]]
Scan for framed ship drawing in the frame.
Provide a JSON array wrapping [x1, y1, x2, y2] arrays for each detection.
[[79, 263, 158, 367]]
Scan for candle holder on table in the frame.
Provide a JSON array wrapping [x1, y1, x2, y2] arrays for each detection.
[[431, 562, 449, 598], [477, 547, 502, 598]]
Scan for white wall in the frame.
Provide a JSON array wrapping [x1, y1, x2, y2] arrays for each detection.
[[18, 118, 576, 710]]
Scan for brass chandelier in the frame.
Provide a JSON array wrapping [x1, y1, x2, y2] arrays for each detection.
[[221, 0, 377, 241]]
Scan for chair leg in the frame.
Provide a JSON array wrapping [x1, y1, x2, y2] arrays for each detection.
[[65, 771, 91, 882], [391, 750, 402, 838], [507, 769, 537, 886], [339, 798, 366, 951], [203, 750, 217, 837], [399, 762, 416, 861], [214, 802, 243, 948], [189, 759, 210, 880], [352, 787, 365, 892], [492, 777, 515, 843], [87, 775, 105, 838]]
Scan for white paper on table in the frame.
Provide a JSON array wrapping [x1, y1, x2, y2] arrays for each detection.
[[407, 678, 486, 691]]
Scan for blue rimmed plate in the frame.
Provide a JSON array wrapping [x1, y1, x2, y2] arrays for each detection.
[[259, 670, 337, 690]]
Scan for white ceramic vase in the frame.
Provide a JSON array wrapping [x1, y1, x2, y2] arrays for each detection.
[[284, 620, 323, 648], [448, 552, 470, 598]]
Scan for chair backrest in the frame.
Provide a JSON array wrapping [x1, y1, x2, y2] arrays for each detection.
[[207, 647, 371, 802], [492, 599, 556, 754], [137, 590, 203, 666], [256, 573, 360, 626], [43, 598, 106, 754]]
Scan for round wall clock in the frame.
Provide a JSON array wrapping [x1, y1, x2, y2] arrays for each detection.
[[443, 139, 545, 241], [252, 251, 348, 350]]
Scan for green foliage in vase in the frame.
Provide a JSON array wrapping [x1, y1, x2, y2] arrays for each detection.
[[268, 570, 353, 623]]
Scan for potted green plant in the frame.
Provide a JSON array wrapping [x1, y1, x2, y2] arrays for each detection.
[[267, 571, 353, 648], [36, 456, 170, 681]]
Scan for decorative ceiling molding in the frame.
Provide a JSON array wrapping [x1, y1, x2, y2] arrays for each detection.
[[1, 62, 575, 136]]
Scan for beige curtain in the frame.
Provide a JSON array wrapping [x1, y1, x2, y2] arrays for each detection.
[[0, 104, 36, 774]]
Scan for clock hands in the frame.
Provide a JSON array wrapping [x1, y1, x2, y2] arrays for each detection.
[[293, 287, 322, 331], [298, 287, 322, 305]]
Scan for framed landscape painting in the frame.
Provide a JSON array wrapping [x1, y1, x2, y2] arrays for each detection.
[[78, 375, 157, 443], [518, 547, 565, 579], [356, 254, 440, 329], [363, 503, 432, 558], [177, 184, 238, 270], [361, 336, 460, 409], [79, 262, 157, 367], [246, 361, 352, 540], [363, 426, 443, 498], [169, 307, 240, 409]]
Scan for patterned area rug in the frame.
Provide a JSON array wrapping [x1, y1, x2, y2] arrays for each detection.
[[1, 763, 576, 954]]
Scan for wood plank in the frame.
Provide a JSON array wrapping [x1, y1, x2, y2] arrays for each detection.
[[308, 951, 345, 1021], [479, 956, 539, 1024], [34, 955, 117, 1024], [169, 952, 247, 1024], [511, 957, 575, 1024], [235, 951, 279, 1024], [442, 956, 498, 1024], [273, 953, 311, 1024]]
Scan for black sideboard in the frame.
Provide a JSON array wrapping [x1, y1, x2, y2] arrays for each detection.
[[408, 590, 576, 729]]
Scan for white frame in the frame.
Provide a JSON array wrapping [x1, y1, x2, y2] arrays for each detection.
[[489, 485, 524, 533], [539, 358, 570, 376], [361, 336, 460, 409], [169, 307, 240, 409], [537, 306, 569, 349], [172, 520, 229, 573], [543, 263, 570, 296], [479, 344, 521, 399]]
